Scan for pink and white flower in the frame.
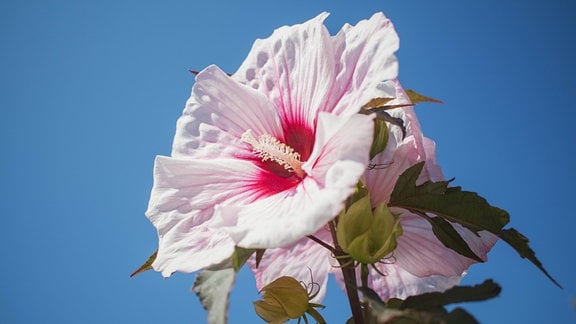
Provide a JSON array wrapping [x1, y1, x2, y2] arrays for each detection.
[[145, 12, 400, 276], [250, 81, 499, 302]]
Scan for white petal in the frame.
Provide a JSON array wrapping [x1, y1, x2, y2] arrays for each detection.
[[249, 229, 333, 303], [304, 112, 374, 179], [213, 113, 374, 248], [172, 65, 282, 158], [146, 156, 265, 275], [213, 175, 340, 248], [328, 12, 400, 116], [233, 12, 336, 127]]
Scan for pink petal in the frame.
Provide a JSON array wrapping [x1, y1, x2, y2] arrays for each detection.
[[331, 250, 462, 301], [363, 134, 425, 207], [233, 12, 335, 128], [363, 265, 462, 301], [172, 65, 282, 159], [392, 209, 498, 277], [146, 156, 267, 276], [328, 12, 400, 116], [212, 113, 374, 248], [249, 228, 333, 303]]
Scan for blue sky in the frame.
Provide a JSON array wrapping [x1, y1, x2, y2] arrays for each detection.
[[1, 0, 574, 323]]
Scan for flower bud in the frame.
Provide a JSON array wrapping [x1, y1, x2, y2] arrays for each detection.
[[337, 196, 403, 264], [253, 276, 309, 323]]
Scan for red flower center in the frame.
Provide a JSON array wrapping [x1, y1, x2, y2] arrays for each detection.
[[243, 122, 315, 199]]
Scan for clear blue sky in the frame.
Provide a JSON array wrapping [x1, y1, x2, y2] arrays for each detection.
[[1, 0, 574, 323]]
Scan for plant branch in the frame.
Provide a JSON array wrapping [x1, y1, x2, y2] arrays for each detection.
[[329, 221, 364, 323], [306, 235, 335, 253]]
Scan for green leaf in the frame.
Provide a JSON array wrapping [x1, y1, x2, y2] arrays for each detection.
[[374, 110, 406, 138], [369, 119, 389, 159], [423, 215, 483, 262], [358, 286, 386, 309], [129, 250, 157, 277], [193, 268, 236, 324], [501, 228, 562, 288], [362, 97, 395, 108], [390, 162, 510, 234], [400, 279, 501, 309], [362, 281, 497, 324], [231, 247, 266, 272], [255, 249, 266, 268], [405, 89, 443, 105], [232, 246, 254, 272], [443, 308, 479, 324], [390, 162, 561, 287]]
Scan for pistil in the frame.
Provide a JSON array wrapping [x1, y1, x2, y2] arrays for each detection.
[[241, 129, 305, 178]]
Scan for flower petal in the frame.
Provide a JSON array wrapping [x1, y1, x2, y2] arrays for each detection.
[[392, 209, 498, 277], [363, 134, 425, 207], [367, 266, 462, 301], [304, 112, 374, 179], [328, 12, 400, 116], [331, 253, 462, 301], [172, 65, 282, 158], [146, 156, 267, 276], [213, 113, 374, 248], [249, 229, 333, 303], [233, 12, 335, 128]]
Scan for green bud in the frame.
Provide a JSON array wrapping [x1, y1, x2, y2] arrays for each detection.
[[337, 196, 403, 264], [253, 276, 309, 323]]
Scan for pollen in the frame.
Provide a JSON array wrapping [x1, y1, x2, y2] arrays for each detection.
[[241, 129, 305, 178]]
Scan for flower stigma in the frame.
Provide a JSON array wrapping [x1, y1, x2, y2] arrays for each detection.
[[241, 129, 305, 178]]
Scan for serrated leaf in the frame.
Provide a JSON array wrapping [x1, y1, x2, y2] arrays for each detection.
[[129, 250, 157, 277], [405, 89, 443, 105], [364, 282, 493, 324], [193, 268, 236, 324], [390, 162, 510, 234], [400, 279, 501, 309], [424, 215, 483, 262], [390, 162, 560, 287], [443, 308, 479, 324], [501, 228, 562, 288]]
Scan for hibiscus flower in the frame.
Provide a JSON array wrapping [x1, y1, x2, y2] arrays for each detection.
[[145, 12, 400, 276], [250, 81, 499, 302]]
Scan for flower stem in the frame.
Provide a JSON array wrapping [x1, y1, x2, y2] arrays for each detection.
[[329, 221, 364, 324], [306, 235, 335, 252]]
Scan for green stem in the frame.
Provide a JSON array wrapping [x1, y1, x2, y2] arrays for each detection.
[[329, 221, 364, 324], [360, 264, 370, 321], [361, 263, 369, 288], [306, 235, 335, 253]]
